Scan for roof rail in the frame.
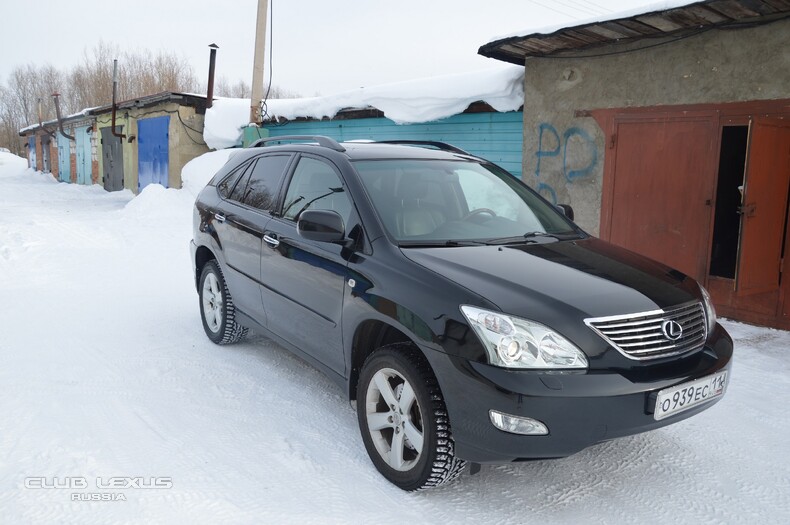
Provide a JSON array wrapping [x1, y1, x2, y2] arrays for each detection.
[[376, 140, 470, 155], [249, 135, 346, 152]]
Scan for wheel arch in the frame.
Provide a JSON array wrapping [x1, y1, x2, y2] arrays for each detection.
[[349, 319, 423, 401], [194, 245, 216, 290]]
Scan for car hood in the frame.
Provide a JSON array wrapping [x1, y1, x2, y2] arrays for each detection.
[[400, 237, 701, 324]]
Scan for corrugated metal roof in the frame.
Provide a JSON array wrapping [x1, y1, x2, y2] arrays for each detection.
[[89, 91, 206, 115], [479, 0, 790, 64]]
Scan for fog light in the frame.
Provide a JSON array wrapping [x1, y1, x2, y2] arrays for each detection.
[[489, 410, 548, 435]]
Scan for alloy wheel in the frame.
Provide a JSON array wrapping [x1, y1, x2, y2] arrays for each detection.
[[365, 367, 425, 471]]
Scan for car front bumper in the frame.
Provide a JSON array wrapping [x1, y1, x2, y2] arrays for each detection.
[[422, 323, 733, 463]]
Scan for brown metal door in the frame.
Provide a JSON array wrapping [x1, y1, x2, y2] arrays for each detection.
[[738, 118, 790, 296], [608, 115, 717, 280]]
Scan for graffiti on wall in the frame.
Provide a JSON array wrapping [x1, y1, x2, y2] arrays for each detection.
[[534, 123, 598, 204]]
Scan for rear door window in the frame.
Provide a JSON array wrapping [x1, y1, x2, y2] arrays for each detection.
[[231, 154, 292, 210], [218, 160, 252, 199]]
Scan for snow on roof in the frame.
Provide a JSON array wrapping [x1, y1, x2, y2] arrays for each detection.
[[202, 66, 525, 150], [487, 0, 699, 42], [19, 107, 97, 134]]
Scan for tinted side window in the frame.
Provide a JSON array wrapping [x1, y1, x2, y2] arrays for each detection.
[[282, 157, 352, 226], [218, 161, 250, 198], [228, 163, 254, 203], [240, 155, 291, 210]]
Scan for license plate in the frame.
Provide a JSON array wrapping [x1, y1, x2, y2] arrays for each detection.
[[654, 370, 728, 421]]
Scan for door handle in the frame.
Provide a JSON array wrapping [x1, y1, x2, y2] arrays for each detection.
[[263, 234, 280, 248], [214, 212, 226, 223]]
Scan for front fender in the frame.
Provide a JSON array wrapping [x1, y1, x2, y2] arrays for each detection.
[[342, 243, 498, 373]]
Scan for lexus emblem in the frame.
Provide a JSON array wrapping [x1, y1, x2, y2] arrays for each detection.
[[662, 320, 683, 341]]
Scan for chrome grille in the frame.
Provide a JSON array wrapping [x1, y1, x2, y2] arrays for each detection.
[[585, 302, 707, 360]]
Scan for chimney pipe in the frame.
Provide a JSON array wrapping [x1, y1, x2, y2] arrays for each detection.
[[206, 43, 219, 109], [111, 59, 126, 139], [52, 93, 75, 141]]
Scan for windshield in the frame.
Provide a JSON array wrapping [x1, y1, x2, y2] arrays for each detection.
[[352, 159, 579, 245]]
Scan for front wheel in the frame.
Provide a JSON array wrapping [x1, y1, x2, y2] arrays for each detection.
[[198, 260, 248, 345], [357, 344, 466, 490]]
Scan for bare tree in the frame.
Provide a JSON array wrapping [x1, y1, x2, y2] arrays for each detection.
[[0, 64, 65, 155], [66, 41, 117, 112], [66, 41, 200, 111], [211, 76, 300, 100], [0, 40, 297, 154], [212, 77, 252, 99], [0, 83, 26, 155], [7, 64, 63, 126]]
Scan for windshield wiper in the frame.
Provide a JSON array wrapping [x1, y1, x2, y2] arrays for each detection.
[[398, 239, 486, 248], [485, 231, 579, 245], [525, 231, 561, 240]]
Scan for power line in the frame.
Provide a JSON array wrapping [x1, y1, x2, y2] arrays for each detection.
[[573, 0, 614, 14], [529, 0, 581, 20], [554, 0, 603, 17]]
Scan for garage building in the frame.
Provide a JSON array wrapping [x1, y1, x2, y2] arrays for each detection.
[[480, 0, 790, 328]]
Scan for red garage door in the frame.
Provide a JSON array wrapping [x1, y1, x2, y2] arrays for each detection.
[[606, 114, 718, 281]]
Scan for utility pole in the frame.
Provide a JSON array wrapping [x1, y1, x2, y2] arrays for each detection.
[[250, 0, 269, 124]]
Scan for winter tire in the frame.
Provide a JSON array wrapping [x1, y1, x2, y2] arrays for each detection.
[[357, 343, 466, 491], [198, 260, 248, 345]]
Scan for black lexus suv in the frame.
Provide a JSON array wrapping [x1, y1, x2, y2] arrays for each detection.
[[190, 136, 732, 491]]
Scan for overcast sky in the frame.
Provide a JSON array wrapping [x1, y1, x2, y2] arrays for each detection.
[[1, 0, 671, 97]]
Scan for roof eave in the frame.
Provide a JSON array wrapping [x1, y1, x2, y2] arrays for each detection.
[[479, 0, 790, 61]]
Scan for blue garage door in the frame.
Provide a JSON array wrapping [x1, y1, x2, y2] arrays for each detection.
[[138, 116, 169, 191], [75, 126, 92, 185], [28, 136, 37, 170], [57, 133, 71, 182]]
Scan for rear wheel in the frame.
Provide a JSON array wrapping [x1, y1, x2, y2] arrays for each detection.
[[198, 260, 248, 345], [357, 344, 466, 490]]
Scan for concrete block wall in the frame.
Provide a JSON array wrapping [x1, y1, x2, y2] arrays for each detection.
[[521, 18, 790, 236], [70, 138, 77, 184], [170, 106, 209, 189], [90, 124, 99, 184], [49, 137, 58, 178], [96, 103, 208, 193]]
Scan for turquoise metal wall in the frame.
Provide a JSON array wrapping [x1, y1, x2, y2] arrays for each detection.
[[264, 112, 524, 178]]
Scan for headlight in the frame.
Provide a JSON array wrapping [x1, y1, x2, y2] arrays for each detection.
[[700, 284, 717, 334], [460, 305, 588, 369]]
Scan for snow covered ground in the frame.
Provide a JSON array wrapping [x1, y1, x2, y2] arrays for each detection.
[[1, 150, 789, 524]]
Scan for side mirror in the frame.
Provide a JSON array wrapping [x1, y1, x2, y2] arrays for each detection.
[[557, 204, 574, 221], [297, 209, 345, 243]]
